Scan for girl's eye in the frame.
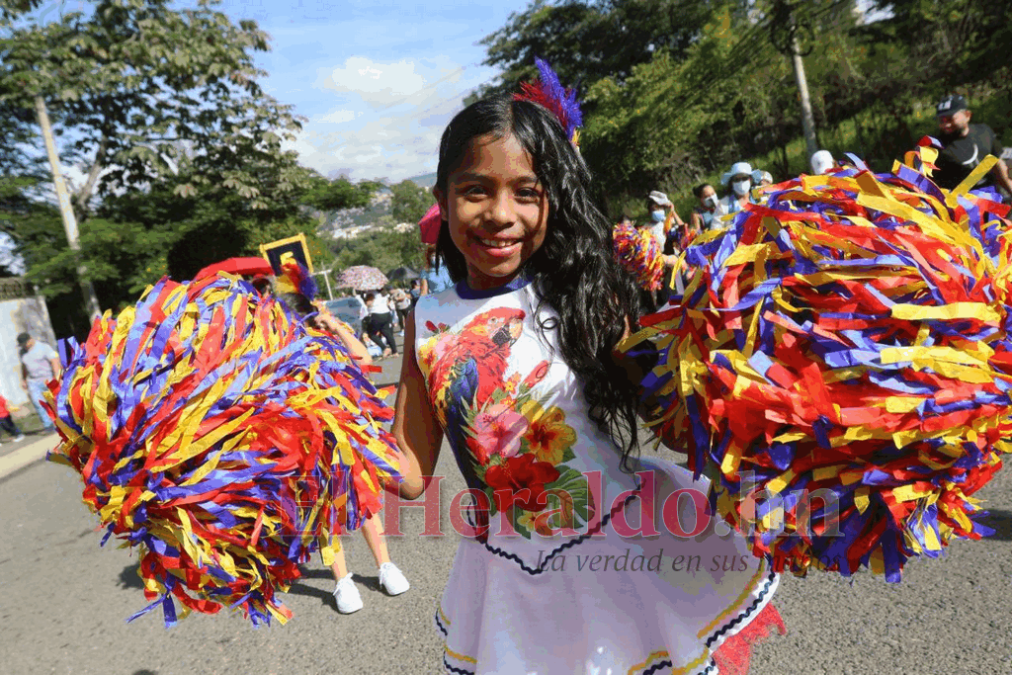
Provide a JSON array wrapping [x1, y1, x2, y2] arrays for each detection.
[[516, 187, 541, 201], [460, 185, 486, 197]]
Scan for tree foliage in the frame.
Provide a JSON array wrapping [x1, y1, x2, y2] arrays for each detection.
[[329, 225, 426, 281], [474, 0, 720, 103], [1, 0, 303, 217], [390, 179, 435, 225], [478, 0, 1012, 216], [0, 0, 336, 337]]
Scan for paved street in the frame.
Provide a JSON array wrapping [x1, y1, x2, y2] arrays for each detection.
[[2, 337, 1012, 674]]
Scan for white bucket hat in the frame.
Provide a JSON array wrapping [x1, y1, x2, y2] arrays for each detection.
[[810, 150, 835, 175], [721, 162, 753, 186], [647, 190, 672, 207]]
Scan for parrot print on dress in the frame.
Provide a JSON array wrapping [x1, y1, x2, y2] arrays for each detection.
[[418, 308, 595, 539]]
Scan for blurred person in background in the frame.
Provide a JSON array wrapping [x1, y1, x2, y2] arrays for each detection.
[[690, 183, 719, 231], [420, 245, 453, 296], [363, 291, 398, 358], [0, 394, 26, 445], [714, 162, 754, 221], [933, 94, 1012, 199], [18, 332, 59, 432]]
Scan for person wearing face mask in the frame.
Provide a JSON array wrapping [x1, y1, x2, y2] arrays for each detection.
[[750, 170, 775, 203], [633, 190, 685, 311], [642, 190, 685, 250], [713, 162, 754, 224], [690, 183, 719, 231]]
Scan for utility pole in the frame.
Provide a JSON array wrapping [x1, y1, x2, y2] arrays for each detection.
[[34, 95, 102, 321], [771, 1, 819, 162], [790, 27, 819, 161]]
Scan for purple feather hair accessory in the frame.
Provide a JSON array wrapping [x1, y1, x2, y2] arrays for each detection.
[[515, 57, 583, 146]]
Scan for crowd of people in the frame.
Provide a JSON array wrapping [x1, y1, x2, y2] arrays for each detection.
[[328, 243, 456, 360], [618, 93, 1010, 307]]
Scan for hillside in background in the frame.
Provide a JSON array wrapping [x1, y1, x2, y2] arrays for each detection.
[[407, 172, 437, 189]]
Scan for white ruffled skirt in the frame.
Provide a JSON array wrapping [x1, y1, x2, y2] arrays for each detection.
[[433, 456, 782, 674]]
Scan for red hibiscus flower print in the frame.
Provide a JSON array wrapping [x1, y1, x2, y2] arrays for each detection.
[[466, 403, 529, 464], [485, 454, 561, 513]]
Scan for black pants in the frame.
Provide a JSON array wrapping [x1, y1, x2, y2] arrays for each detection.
[[367, 312, 397, 354], [396, 307, 409, 329], [0, 414, 21, 438]]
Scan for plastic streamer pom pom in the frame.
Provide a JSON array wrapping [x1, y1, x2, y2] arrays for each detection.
[[45, 270, 400, 627], [614, 222, 666, 291], [620, 149, 1012, 581]]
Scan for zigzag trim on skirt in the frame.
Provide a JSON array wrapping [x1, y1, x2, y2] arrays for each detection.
[[436, 608, 720, 675], [702, 566, 778, 650], [479, 488, 641, 576]]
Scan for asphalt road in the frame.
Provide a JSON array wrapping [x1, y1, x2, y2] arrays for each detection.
[[2, 336, 1012, 674]]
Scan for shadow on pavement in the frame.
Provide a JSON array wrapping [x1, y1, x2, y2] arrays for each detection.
[[286, 578, 337, 611], [119, 564, 145, 590], [975, 509, 1012, 541]]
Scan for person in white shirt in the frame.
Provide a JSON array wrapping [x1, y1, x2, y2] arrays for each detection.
[[363, 291, 397, 358]]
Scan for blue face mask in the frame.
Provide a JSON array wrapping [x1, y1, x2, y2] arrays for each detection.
[[650, 209, 666, 223]]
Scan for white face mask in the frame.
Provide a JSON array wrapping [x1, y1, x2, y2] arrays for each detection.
[[650, 209, 666, 223], [703, 194, 718, 210], [732, 179, 751, 197]]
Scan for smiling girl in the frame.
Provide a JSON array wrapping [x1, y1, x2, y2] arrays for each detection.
[[391, 72, 782, 674]]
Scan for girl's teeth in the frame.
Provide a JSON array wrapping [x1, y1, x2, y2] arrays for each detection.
[[480, 238, 516, 248]]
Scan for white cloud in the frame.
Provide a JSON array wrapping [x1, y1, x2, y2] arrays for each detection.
[[317, 56, 428, 107], [289, 55, 490, 182], [315, 109, 358, 124]]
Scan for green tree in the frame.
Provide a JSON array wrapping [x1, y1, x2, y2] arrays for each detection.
[[0, 0, 320, 334], [329, 224, 426, 279], [473, 0, 722, 103], [303, 176, 377, 213], [1, 0, 302, 218], [390, 179, 434, 224]]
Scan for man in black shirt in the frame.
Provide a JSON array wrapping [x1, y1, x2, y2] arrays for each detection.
[[933, 94, 1012, 197]]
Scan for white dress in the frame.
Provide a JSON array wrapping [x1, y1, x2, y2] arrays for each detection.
[[414, 275, 778, 675]]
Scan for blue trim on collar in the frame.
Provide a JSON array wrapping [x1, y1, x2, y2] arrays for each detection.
[[455, 272, 533, 300]]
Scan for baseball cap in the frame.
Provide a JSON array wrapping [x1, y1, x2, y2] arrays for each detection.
[[16, 332, 30, 346], [936, 94, 968, 117], [647, 190, 672, 207]]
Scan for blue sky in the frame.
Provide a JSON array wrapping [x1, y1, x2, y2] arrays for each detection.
[[214, 0, 533, 182]]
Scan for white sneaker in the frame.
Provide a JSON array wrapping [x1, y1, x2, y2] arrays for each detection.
[[378, 562, 410, 596], [13, 435, 24, 442], [333, 573, 363, 614]]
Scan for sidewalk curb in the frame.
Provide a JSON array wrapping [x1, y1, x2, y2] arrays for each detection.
[[0, 433, 59, 481]]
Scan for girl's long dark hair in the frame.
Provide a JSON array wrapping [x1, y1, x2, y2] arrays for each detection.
[[435, 94, 644, 461]]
